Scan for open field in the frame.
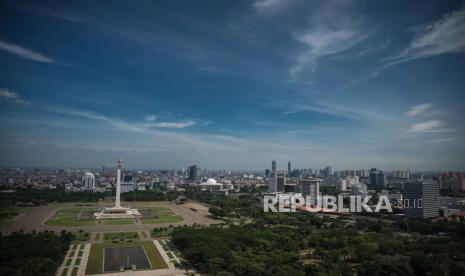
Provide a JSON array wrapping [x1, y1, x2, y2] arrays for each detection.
[[102, 219, 135, 225], [45, 208, 96, 227], [103, 231, 139, 241], [140, 207, 183, 224], [86, 240, 167, 275], [0, 201, 220, 234], [0, 206, 33, 225]]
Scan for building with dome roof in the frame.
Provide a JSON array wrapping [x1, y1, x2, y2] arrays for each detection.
[[199, 178, 232, 194]]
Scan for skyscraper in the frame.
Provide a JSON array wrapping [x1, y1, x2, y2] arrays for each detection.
[[188, 165, 199, 181], [277, 172, 286, 192], [265, 169, 271, 178], [299, 178, 319, 204], [403, 180, 439, 218], [369, 168, 386, 187], [369, 168, 378, 185], [268, 160, 277, 193], [288, 162, 291, 175], [377, 170, 386, 187]]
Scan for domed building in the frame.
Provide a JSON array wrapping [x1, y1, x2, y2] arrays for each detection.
[[199, 178, 231, 194]]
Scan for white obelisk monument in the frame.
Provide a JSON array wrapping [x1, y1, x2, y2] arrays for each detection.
[[115, 158, 123, 208], [94, 158, 141, 219]]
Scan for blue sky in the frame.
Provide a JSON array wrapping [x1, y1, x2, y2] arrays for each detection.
[[1, 0, 465, 170]]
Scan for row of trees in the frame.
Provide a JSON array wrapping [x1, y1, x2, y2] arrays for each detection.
[[0, 188, 179, 205], [0, 231, 73, 276], [172, 213, 465, 275], [171, 190, 465, 275]]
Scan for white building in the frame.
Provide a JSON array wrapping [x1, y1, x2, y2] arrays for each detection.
[[345, 176, 360, 188], [199, 178, 232, 194], [82, 172, 95, 190], [351, 182, 368, 198]]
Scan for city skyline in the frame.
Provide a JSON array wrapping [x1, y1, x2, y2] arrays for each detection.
[[1, 0, 465, 170]]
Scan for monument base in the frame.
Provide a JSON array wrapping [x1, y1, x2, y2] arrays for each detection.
[[94, 206, 141, 219]]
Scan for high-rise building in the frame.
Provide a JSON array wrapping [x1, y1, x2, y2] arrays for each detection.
[[393, 170, 411, 179], [351, 182, 368, 198], [369, 168, 386, 187], [188, 165, 199, 181], [403, 181, 439, 218], [440, 172, 465, 192], [369, 168, 378, 185], [377, 170, 386, 187], [277, 172, 286, 192], [265, 169, 271, 178], [288, 162, 291, 175], [81, 172, 95, 189], [299, 178, 319, 204], [268, 160, 277, 193]]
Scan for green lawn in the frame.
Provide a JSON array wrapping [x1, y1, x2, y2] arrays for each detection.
[[74, 232, 90, 241], [45, 208, 96, 227], [141, 215, 183, 224], [61, 268, 68, 276], [103, 231, 139, 241], [139, 207, 183, 225], [0, 206, 33, 225], [86, 240, 168, 274], [103, 219, 135, 225], [71, 267, 78, 276]]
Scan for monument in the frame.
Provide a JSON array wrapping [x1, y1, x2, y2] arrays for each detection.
[[94, 159, 141, 219]]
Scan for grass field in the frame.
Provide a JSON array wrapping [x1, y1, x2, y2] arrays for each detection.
[[86, 240, 168, 274], [0, 206, 33, 225], [140, 207, 183, 224], [104, 231, 139, 241], [74, 232, 90, 242], [103, 219, 135, 225], [45, 208, 96, 227]]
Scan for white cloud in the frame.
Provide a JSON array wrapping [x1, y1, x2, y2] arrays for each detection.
[[405, 103, 432, 116], [252, 0, 292, 14], [0, 39, 54, 63], [138, 120, 195, 129], [144, 115, 157, 122], [408, 120, 451, 133], [290, 13, 369, 80], [386, 5, 465, 66], [0, 88, 31, 105], [427, 137, 459, 143], [52, 108, 195, 130]]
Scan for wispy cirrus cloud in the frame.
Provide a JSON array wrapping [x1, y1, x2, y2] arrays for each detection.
[[408, 120, 452, 133], [0, 39, 55, 63], [0, 88, 31, 105], [427, 137, 459, 143], [406, 103, 432, 117], [52, 108, 195, 130], [386, 4, 465, 67], [289, 7, 370, 81], [2, 2, 85, 22], [252, 0, 293, 15]]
